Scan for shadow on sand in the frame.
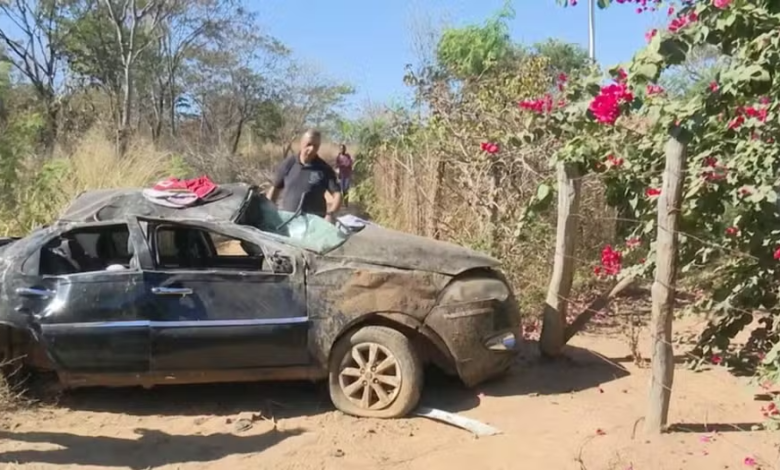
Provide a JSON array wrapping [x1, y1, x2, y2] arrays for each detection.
[[0, 427, 304, 469], [46, 342, 630, 419], [0, 342, 635, 466]]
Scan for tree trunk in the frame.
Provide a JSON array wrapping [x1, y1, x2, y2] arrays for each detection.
[[645, 133, 689, 434], [168, 85, 177, 137], [428, 157, 445, 240], [118, 61, 134, 156], [231, 119, 245, 155], [487, 161, 501, 253], [540, 162, 582, 357], [43, 102, 60, 157], [564, 275, 637, 342]]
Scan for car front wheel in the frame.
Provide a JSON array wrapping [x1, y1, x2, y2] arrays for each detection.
[[328, 325, 423, 418]]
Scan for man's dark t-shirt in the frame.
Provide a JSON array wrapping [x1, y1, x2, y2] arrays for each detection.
[[272, 154, 340, 217]]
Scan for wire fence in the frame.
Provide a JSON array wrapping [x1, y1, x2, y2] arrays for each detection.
[[508, 204, 780, 468]]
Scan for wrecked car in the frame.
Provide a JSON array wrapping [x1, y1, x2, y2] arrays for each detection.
[[0, 183, 521, 418]]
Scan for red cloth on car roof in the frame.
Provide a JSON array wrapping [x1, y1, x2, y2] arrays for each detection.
[[153, 175, 217, 199]]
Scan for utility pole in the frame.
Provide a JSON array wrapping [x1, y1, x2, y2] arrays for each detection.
[[588, 0, 596, 61]]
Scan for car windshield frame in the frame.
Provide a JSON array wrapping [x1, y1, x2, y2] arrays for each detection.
[[247, 195, 351, 254]]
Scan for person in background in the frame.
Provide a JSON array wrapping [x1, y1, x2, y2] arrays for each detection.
[[335, 144, 354, 208], [266, 129, 342, 223]]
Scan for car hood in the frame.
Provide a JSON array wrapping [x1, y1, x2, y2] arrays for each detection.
[[325, 224, 500, 275]]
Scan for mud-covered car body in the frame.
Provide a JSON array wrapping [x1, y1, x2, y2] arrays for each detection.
[[0, 183, 521, 390]]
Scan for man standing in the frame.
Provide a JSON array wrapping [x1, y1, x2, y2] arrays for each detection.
[[335, 144, 354, 207], [266, 129, 342, 223]]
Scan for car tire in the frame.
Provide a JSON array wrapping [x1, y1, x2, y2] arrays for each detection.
[[328, 325, 423, 419]]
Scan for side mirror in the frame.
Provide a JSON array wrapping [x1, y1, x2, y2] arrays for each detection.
[[268, 253, 294, 275]]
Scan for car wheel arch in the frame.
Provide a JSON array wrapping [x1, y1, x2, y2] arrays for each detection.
[[328, 312, 456, 375]]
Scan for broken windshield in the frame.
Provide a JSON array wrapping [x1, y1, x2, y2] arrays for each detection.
[[250, 195, 349, 253]]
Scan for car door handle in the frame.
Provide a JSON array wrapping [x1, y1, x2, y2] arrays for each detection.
[[151, 287, 193, 296], [15, 287, 55, 299]]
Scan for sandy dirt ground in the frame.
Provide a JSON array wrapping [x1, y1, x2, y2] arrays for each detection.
[[0, 317, 776, 470]]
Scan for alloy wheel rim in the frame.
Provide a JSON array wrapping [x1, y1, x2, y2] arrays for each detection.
[[338, 342, 402, 411]]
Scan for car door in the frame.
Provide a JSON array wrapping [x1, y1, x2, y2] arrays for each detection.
[[137, 217, 309, 371], [13, 219, 152, 373]]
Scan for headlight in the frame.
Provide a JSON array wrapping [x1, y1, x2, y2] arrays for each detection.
[[437, 276, 510, 306]]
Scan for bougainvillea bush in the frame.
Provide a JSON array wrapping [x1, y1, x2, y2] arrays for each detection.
[[516, 0, 780, 410]]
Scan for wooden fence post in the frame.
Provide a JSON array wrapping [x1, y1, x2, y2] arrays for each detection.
[[645, 131, 689, 434]]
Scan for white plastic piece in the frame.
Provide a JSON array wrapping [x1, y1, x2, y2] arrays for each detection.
[[414, 406, 502, 437]]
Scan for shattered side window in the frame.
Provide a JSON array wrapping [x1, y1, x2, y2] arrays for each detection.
[[251, 197, 348, 253], [277, 210, 348, 253]]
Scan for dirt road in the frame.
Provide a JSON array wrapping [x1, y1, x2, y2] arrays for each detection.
[[0, 322, 775, 470]]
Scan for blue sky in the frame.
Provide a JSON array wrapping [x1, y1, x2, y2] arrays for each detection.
[[0, 0, 668, 114], [257, 0, 669, 113]]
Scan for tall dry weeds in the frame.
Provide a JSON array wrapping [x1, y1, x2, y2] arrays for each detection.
[[62, 128, 173, 195], [0, 128, 179, 236]]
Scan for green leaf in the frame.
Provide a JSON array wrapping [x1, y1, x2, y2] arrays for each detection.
[[633, 62, 659, 81], [536, 183, 552, 203], [658, 38, 688, 66]]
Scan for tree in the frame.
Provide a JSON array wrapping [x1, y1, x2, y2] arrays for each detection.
[[186, 26, 288, 155], [435, 2, 517, 80], [524, 0, 780, 433], [0, 0, 69, 149], [272, 61, 354, 157], [659, 44, 728, 98], [59, 0, 175, 153], [143, 0, 247, 140], [531, 38, 591, 77]]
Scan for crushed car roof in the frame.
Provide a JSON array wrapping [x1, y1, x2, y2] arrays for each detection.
[[58, 183, 256, 223]]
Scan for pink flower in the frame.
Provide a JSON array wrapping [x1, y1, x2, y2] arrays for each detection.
[[774, 247, 780, 260], [709, 81, 719, 92], [519, 94, 557, 114], [728, 115, 745, 130], [600, 245, 623, 276], [595, 428, 606, 436], [725, 227, 738, 236], [626, 237, 641, 249], [646, 188, 661, 197], [711, 354, 723, 365], [480, 142, 499, 154], [589, 83, 634, 125], [646, 84, 664, 95], [669, 12, 698, 32], [743, 456, 757, 467], [699, 434, 713, 443], [645, 28, 657, 42], [606, 154, 624, 167], [744, 106, 768, 122], [714, 0, 732, 9]]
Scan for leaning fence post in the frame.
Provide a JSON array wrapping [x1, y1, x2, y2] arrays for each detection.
[[645, 130, 689, 434]]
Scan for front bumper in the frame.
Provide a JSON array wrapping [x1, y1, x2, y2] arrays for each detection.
[[424, 295, 522, 387]]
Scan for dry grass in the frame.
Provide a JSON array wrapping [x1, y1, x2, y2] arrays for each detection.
[[0, 360, 35, 417], [61, 128, 173, 194], [0, 128, 179, 236]]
